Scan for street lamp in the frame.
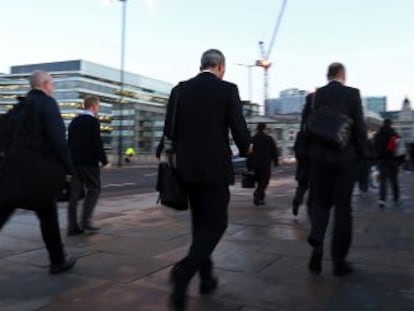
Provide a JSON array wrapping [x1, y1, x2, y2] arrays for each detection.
[[117, 0, 127, 167], [236, 63, 255, 103]]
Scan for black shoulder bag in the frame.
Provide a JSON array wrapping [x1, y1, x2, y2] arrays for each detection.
[[155, 94, 188, 211], [306, 91, 353, 149]]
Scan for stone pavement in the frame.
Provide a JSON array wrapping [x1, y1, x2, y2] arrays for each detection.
[[1, 169, 414, 311]]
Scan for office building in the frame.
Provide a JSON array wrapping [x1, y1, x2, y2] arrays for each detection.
[[265, 88, 308, 116], [363, 96, 387, 114], [0, 60, 173, 152]]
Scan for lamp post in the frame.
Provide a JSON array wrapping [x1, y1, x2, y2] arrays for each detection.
[[117, 0, 127, 167], [236, 63, 255, 103]]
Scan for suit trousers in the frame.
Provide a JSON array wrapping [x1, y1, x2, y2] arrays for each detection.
[[308, 160, 358, 264], [253, 167, 271, 201], [378, 159, 399, 202], [0, 200, 65, 264], [68, 166, 101, 229], [175, 182, 229, 285]]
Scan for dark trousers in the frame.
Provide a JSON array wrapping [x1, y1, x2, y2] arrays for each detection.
[[358, 160, 372, 192], [68, 166, 101, 230], [294, 156, 312, 213], [308, 160, 358, 264], [0, 200, 65, 265], [378, 160, 399, 202], [253, 167, 271, 201], [175, 182, 229, 286]]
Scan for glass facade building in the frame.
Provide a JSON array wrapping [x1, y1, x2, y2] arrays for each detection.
[[363, 96, 387, 114], [265, 88, 309, 116], [0, 60, 172, 153]]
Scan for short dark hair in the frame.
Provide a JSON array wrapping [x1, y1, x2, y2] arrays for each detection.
[[257, 122, 266, 132], [327, 62, 345, 80], [384, 118, 392, 127], [200, 49, 225, 70], [84, 95, 99, 109]]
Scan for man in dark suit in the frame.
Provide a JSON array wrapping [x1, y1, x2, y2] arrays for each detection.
[[0, 70, 76, 274], [304, 63, 367, 277], [67, 95, 109, 235], [163, 49, 250, 310], [249, 122, 278, 205]]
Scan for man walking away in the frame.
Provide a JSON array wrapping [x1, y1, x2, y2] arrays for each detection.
[[374, 119, 400, 208], [163, 49, 250, 310], [249, 122, 278, 205], [0, 70, 76, 274], [67, 95, 109, 235], [304, 63, 368, 277], [292, 93, 313, 216]]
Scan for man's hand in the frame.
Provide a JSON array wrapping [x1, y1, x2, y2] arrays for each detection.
[[65, 175, 72, 182]]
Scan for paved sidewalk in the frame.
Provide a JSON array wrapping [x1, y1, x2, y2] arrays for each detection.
[[1, 170, 414, 311]]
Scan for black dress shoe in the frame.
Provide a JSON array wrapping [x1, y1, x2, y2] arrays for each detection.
[[333, 262, 354, 277], [83, 225, 100, 232], [199, 277, 218, 295], [49, 256, 76, 275], [169, 265, 188, 311], [67, 228, 84, 236], [308, 248, 323, 275], [169, 291, 186, 311]]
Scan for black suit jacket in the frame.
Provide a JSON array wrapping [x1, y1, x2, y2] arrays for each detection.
[[163, 72, 250, 183], [303, 81, 368, 162], [68, 114, 108, 167], [250, 132, 278, 169]]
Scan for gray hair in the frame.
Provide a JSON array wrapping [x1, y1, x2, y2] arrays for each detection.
[[29, 70, 52, 89], [200, 49, 225, 70]]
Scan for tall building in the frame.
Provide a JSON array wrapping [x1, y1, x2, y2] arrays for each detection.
[[363, 96, 387, 114], [241, 100, 260, 117], [265, 88, 308, 116], [0, 60, 173, 153]]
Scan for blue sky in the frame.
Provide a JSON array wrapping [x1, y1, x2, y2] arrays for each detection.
[[1, 0, 413, 110]]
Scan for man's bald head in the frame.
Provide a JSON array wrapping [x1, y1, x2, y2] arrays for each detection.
[[29, 70, 54, 96]]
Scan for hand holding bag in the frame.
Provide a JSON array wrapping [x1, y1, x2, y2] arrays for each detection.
[[306, 91, 353, 149], [155, 93, 188, 211]]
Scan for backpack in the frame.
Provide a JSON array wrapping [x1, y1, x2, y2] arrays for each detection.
[[0, 97, 35, 161], [386, 135, 399, 153]]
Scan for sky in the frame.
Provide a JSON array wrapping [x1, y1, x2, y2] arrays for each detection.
[[1, 0, 413, 111]]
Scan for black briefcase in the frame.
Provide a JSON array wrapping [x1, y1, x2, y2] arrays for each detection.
[[156, 162, 188, 211]]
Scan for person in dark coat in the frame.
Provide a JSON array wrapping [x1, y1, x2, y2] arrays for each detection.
[[67, 95, 109, 234], [374, 119, 400, 207], [249, 122, 278, 205], [292, 93, 312, 216], [304, 63, 368, 277], [0, 70, 76, 274], [162, 49, 250, 310]]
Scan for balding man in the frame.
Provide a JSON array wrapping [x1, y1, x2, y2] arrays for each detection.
[[0, 70, 76, 274], [162, 49, 250, 310]]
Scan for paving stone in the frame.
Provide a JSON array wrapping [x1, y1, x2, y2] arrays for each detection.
[[70, 251, 171, 283]]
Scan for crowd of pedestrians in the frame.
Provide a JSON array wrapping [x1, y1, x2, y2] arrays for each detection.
[[0, 51, 409, 311]]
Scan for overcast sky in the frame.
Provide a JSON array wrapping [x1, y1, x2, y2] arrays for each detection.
[[1, 0, 413, 110]]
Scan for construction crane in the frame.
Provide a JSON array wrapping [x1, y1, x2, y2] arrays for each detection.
[[256, 0, 288, 110]]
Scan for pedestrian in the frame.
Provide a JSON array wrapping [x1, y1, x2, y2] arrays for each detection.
[[162, 49, 250, 310], [249, 122, 278, 206], [304, 63, 368, 276], [358, 128, 376, 194], [292, 93, 312, 216], [374, 119, 400, 208], [67, 95, 109, 235], [0, 70, 76, 274]]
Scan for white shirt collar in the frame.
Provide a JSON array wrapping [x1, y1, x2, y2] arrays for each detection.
[[82, 110, 95, 117]]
